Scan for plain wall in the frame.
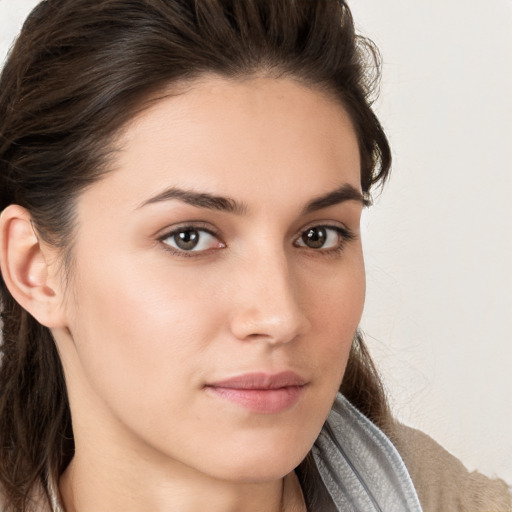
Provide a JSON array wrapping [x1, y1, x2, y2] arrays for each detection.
[[1, 0, 511, 484], [352, 0, 512, 483]]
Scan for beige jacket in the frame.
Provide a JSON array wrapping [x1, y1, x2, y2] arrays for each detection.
[[390, 422, 512, 512]]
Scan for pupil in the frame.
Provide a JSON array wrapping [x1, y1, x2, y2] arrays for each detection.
[[303, 228, 326, 249], [175, 230, 199, 250]]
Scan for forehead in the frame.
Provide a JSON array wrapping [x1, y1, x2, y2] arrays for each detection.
[[82, 76, 361, 214]]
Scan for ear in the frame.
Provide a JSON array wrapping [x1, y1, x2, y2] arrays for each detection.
[[0, 205, 67, 328]]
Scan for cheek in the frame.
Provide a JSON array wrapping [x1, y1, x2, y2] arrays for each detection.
[[307, 249, 365, 325], [65, 253, 224, 414], [303, 252, 365, 374]]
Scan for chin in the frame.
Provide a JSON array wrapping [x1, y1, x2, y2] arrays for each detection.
[[190, 402, 333, 482], [201, 435, 313, 483], [215, 459, 303, 483]]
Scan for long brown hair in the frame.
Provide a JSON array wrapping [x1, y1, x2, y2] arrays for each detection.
[[0, 1, 391, 510]]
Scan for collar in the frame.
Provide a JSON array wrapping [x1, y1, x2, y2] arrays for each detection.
[[310, 394, 423, 511]]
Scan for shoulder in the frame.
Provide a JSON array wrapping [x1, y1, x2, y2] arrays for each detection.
[[388, 421, 512, 512]]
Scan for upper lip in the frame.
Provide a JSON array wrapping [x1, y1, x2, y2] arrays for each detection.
[[206, 371, 307, 390]]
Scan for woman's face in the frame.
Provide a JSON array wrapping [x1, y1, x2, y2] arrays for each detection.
[[55, 76, 365, 482]]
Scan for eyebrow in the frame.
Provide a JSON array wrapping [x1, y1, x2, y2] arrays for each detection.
[[138, 183, 367, 214], [302, 184, 369, 214], [138, 187, 248, 215]]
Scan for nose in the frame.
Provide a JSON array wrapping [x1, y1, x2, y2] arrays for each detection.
[[228, 250, 311, 345]]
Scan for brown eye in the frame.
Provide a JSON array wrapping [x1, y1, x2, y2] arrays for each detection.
[[161, 227, 224, 253], [302, 227, 327, 249], [174, 229, 200, 250], [295, 225, 353, 252]]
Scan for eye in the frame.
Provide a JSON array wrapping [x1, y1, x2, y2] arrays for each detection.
[[160, 227, 224, 253], [294, 225, 353, 251]]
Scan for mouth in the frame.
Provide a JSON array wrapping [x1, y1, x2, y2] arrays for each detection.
[[204, 371, 307, 414]]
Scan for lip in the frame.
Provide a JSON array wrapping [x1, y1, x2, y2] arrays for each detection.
[[204, 371, 307, 414]]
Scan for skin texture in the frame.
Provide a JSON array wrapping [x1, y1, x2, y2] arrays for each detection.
[[0, 76, 365, 512]]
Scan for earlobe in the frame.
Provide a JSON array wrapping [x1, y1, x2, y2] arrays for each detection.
[[0, 205, 66, 328]]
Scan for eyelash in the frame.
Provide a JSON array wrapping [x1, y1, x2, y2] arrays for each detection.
[[157, 223, 355, 258], [158, 223, 223, 258]]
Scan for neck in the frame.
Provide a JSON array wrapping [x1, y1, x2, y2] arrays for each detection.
[[59, 456, 295, 512], [59, 436, 306, 512]]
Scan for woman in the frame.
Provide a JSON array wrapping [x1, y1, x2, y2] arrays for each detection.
[[0, 1, 510, 511]]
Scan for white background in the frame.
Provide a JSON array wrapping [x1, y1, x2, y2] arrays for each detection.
[[1, 0, 511, 484]]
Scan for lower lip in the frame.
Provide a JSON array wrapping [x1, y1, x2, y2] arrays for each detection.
[[205, 385, 305, 414]]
